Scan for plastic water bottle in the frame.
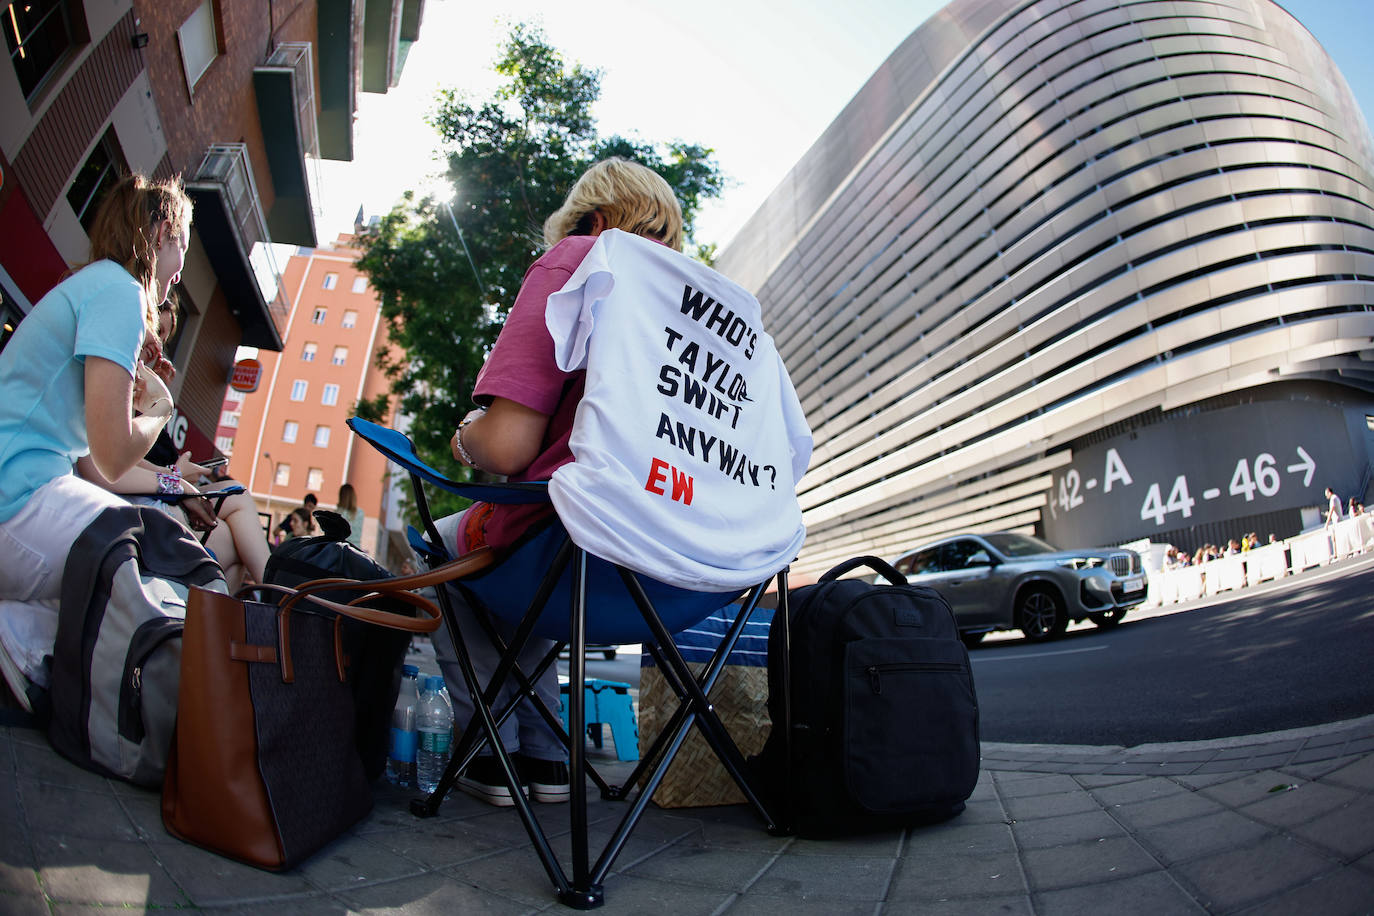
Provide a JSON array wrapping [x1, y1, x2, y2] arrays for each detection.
[[416, 675, 454, 794], [386, 665, 420, 787]]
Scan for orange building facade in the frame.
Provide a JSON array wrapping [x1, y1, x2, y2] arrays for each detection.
[[221, 230, 400, 561]]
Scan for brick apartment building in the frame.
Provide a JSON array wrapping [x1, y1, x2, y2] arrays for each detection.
[[220, 227, 401, 560], [1, 0, 421, 471]]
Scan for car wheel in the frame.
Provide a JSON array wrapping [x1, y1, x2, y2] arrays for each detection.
[[960, 632, 986, 648], [1088, 608, 1126, 628], [1017, 585, 1067, 642]]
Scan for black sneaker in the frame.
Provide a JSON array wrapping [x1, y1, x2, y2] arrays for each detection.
[[456, 755, 527, 807], [513, 752, 570, 804]]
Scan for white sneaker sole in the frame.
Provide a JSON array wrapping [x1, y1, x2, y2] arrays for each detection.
[[529, 782, 570, 804], [457, 775, 527, 807]]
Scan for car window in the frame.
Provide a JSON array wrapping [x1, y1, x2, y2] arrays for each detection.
[[941, 539, 987, 570], [897, 547, 942, 575]]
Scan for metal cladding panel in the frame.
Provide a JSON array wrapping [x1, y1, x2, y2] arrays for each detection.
[[715, 0, 1374, 577]]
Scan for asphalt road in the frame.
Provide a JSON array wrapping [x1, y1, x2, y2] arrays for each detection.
[[969, 554, 1374, 746]]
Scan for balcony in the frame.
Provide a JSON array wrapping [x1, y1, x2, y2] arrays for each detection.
[[315, 0, 358, 161], [185, 144, 287, 351], [361, 0, 422, 94], [253, 41, 318, 247]]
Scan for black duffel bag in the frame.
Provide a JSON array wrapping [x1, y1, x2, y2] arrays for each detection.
[[753, 556, 980, 836], [264, 510, 414, 781]]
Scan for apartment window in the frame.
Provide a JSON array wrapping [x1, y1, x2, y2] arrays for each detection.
[[313, 425, 330, 447], [282, 420, 298, 443], [274, 463, 291, 487], [322, 272, 337, 290], [311, 307, 327, 324], [67, 130, 127, 232], [4, 0, 75, 99], [290, 380, 307, 401], [351, 276, 367, 294], [214, 435, 235, 454], [225, 388, 246, 403], [331, 346, 347, 366], [177, 0, 220, 93], [306, 468, 324, 492], [341, 309, 358, 328], [321, 383, 339, 406], [301, 341, 316, 362], [219, 410, 239, 428]]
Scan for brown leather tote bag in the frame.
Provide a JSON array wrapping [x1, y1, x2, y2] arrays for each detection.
[[160, 570, 450, 871]]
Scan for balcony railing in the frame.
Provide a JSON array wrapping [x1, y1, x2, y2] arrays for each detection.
[[192, 143, 289, 331], [263, 41, 319, 158]]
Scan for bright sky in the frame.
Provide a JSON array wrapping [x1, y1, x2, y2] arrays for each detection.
[[315, 0, 1374, 252]]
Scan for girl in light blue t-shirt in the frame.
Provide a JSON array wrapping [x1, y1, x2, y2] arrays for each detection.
[[0, 174, 192, 701]]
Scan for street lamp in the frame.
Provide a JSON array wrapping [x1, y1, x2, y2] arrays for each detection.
[[260, 451, 276, 532]]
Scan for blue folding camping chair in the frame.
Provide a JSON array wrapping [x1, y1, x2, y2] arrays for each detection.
[[348, 418, 793, 907], [347, 228, 812, 909]]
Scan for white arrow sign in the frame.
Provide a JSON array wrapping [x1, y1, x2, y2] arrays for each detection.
[[1287, 446, 1315, 488]]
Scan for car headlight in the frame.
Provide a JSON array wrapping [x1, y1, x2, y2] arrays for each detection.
[[1058, 557, 1104, 570]]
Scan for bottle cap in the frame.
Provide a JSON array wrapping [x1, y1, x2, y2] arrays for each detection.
[[427, 675, 445, 691], [403, 664, 419, 677]]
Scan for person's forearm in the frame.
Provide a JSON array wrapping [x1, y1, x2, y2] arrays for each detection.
[[77, 451, 199, 496]]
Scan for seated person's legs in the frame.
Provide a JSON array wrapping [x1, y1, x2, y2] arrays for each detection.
[[430, 510, 567, 807]]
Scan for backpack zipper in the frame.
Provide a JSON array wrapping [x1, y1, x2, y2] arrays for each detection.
[[866, 661, 965, 695], [118, 617, 185, 744]]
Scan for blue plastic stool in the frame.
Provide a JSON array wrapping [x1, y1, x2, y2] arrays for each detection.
[[559, 679, 638, 762]]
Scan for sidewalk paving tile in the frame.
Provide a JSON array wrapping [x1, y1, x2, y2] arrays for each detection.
[[1010, 809, 1124, 851], [1322, 754, 1374, 792], [1289, 796, 1374, 860], [1196, 770, 1304, 807], [151, 838, 315, 907], [31, 835, 189, 908], [887, 850, 1025, 902], [904, 821, 1017, 857], [1019, 835, 1162, 891], [621, 842, 780, 891], [749, 851, 897, 901], [1170, 834, 1338, 911], [992, 773, 1081, 798], [1089, 776, 1189, 807], [1032, 870, 1205, 916], [1103, 790, 1227, 831], [1241, 781, 1359, 828], [1130, 809, 1276, 866], [1002, 788, 1101, 821], [726, 892, 887, 915], [332, 870, 538, 915], [1233, 868, 1374, 916]]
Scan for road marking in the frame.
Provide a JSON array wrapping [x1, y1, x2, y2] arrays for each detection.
[[973, 645, 1109, 662]]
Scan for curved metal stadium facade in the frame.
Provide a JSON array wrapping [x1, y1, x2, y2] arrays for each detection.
[[715, 0, 1374, 578]]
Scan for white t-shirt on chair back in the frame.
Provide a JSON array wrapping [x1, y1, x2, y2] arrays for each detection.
[[545, 230, 812, 592]]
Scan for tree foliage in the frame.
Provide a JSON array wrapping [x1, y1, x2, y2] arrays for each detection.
[[355, 24, 726, 521]]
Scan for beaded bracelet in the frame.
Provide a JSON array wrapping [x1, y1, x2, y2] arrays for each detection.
[[156, 467, 183, 495], [454, 411, 483, 470]]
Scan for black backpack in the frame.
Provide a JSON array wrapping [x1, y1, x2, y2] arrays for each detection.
[[755, 556, 980, 836], [263, 511, 413, 782]]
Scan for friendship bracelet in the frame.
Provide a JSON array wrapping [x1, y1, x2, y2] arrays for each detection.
[[156, 468, 183, 495]]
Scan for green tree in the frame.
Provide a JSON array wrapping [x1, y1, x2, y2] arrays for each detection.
[[355, 24, 726, 521]]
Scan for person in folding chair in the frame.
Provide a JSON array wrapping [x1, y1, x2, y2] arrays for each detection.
[[353, 156, 811, 906], [433, 158, 700, 806]]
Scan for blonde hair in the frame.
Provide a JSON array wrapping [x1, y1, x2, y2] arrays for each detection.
[[86, 173, 193, 339], [543, 158, 684, 252]]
